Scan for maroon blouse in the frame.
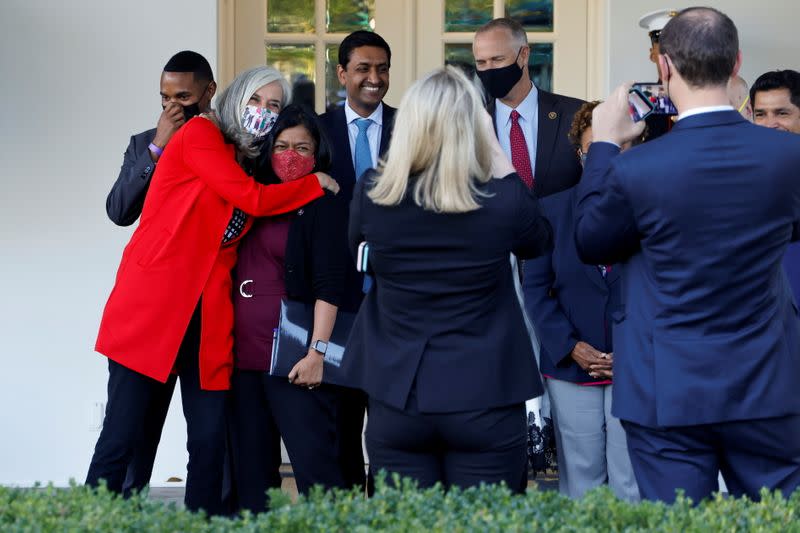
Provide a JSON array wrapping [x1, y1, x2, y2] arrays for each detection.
[[232, 215, 292, 371]]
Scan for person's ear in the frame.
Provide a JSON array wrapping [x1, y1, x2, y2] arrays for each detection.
[[207, 81, 217, 99], [732, 50, 743, 78], [658, 55, 672, 83], [519, 45, 530, 68], [336, 64, 347, 86]]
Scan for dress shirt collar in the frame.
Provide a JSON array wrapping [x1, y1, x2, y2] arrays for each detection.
[[345, 100, 384, 127], [678, 105, 734, 121], [495, 81, 538, 126]]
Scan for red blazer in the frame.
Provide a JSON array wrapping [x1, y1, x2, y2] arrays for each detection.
[[95, 116, 324, 390]]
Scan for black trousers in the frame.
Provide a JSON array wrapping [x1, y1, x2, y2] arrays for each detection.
[[121, 374, 175, 496], [228, 370, 347, 514], [623, 414, 800, 503], [86, 307, 228, 515], [337, 386, 368, 490], [366, 391, 528, 492]]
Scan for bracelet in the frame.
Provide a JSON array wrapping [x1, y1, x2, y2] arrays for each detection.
[[148, 142, 164, 156]]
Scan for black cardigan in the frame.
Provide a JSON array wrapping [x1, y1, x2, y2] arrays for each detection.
[[284, 191, 349, 307]]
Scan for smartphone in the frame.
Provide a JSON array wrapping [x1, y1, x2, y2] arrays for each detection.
[[356, 241, 370, 273], [632, 82, 678, 117], [628, 88, 655, 122]]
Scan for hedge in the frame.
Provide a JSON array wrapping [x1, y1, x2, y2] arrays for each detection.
[[1, 474, 799, 532]]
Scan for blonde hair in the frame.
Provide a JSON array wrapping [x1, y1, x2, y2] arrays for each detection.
[[368, 66, 493, 213]]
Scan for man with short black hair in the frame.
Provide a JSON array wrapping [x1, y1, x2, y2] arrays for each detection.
[[106, 50, 216, 226], [472, 17, 584, 198], [575, 7, 800, 502], [319, 30, 397, 492], [751, 69, 800, 133], [93, 50, 219, 507]]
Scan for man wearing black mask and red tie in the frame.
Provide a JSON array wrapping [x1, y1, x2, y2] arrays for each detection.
[[473, 18, 584, 198]]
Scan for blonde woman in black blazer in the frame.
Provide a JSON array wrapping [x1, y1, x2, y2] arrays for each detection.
[[344, 66, 553, 491]]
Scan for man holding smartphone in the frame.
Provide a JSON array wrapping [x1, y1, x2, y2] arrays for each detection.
[[575, 8, 800, 502]]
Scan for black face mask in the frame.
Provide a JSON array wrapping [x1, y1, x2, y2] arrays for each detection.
[[182, 102, 202, 122], [476, 48, 525, 99]]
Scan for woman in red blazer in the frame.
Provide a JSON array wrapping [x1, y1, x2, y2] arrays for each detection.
[[87, 66, 338, 515]]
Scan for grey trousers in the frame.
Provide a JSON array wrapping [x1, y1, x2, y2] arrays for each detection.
[[547, 379, 639, 501]]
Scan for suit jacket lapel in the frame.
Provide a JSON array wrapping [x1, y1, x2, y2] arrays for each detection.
[[333, 107, 356, 182], [379, 104, 396, 157], [535, 90, 559, 193]]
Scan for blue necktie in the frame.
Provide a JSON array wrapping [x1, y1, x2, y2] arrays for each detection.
[[354, 118, 373, 182], [354, 118, 374, 292]]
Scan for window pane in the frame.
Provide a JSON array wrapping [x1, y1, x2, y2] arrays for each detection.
[[529, 43, 552, 92], [505, 0, 554, 32], [267, 0, 315, 34], [266, 44, 316, 107], [327, 0, 376, 33], [325, 44, 346, 113], [444, 0, 493, 32], [444, 42, 553, 93]]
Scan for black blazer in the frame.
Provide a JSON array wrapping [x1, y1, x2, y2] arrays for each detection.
[[490, 89, 585, 198], [522, 187, 622, 383], [106, 128, 157, 226], [344, 171, 553, 413], [283, 191, 349, 306], [319, 103, 397, 312]]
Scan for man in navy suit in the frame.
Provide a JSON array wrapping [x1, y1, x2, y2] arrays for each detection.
[[574, 7, 800, 502], [318, 30, 396, 491], [751, 70, 800, 308], [104, 51, 216, 496], [472, 18, 584, 198]]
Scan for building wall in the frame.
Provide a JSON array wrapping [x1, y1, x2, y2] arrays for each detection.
[[0, 0, 217, 486], [608, 0, 799, 93]]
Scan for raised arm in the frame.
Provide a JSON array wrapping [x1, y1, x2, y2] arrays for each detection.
[[182, 117, 328, 216], [106, 133, 155, 226]]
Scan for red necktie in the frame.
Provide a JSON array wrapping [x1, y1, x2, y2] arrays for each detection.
[[510, 110, 534, 189]]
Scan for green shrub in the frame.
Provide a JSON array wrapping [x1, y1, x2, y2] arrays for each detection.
[[1, 474, 798, 532]]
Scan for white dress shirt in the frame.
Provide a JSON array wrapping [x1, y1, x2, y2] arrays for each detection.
[[677, 105, 734, 121], [345, 100, 384, 168], [495, 82, 539, 174]]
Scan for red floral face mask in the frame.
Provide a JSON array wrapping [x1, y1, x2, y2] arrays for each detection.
[[271, 150, 316, 183]]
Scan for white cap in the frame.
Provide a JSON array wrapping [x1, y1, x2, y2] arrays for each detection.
[[638, 8, 679, 35]]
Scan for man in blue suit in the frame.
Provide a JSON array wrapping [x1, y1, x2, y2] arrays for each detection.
[[319, 30, 397, 491], [751, 70, 800, 308], [574, 7, 800, 503]]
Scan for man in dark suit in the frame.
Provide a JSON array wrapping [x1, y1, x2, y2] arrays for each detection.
[[104, 51, 216, 495], [752, 69, 800, 348], [318, 30, 396, 491], [472, 17, 584, 198], [574, 7, 800, 503]]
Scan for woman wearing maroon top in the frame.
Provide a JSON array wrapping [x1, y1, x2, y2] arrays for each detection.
[[229, 105, 350, 512]]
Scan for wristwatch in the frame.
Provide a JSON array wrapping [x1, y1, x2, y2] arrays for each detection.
[[310, 339, 328, 355]]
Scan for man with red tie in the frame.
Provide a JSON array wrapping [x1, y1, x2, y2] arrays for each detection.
[[472, 17, 584, 197]]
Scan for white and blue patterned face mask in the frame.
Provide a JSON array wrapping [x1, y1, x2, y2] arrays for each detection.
[[241, 105, 278, 138]]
